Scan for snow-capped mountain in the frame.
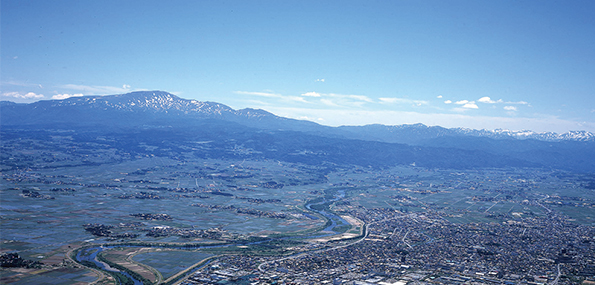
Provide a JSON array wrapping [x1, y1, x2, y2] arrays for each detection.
[[27, 91, 240, 116], [338, 123, 594, 144], [0, 91, 327, 133], [0, 91, 281, 126], [2, 91, 594, 172], [1, 90, 593, 142], [452, 128, 595, 142]]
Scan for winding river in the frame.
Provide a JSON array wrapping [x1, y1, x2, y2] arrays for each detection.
[[76, 190, 350, 284], [76, 246, 143, 285], [304, 189, 350, 235]]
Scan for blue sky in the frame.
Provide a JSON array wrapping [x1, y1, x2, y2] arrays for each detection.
[[2, 0, 594, 133]]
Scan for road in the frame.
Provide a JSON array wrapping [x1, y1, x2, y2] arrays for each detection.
[[258, 213, 417, 272], [550, 263, 561, 285]]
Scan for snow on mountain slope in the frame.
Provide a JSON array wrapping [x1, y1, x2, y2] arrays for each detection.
[[47, 91, 235, 116], [2, 90, 593, 142], [453, 127, 595, 142]]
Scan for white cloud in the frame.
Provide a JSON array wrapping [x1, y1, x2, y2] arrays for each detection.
[[462, 103, 479, 109], [301, 91, 321, 97], [378, 98, 400, 103], [298, 115, 325, 122], [477, 97, 528, 105], [437, 95, 443, 98], [309, 93, 374, 108], [287, 96, 309, 103], [478, 97, 491, 103], [336, 94, 373, 103], [379, 97, 428, 106], [2, 92, 44, 99], [452, 100, 478, 109], [52, 93, 84, 100], [504, 106, 517, 111], [444, 100, 452, 104], [237, 91, 372, 107], [235, 91, 310, 104], [478, 97, 503, 104], [316, 79, 325, 82], [507, 100, 529, 105], [123, 84, 131, 89]]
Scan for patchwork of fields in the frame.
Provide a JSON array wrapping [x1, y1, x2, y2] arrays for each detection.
[[2, 155, 594, 284]]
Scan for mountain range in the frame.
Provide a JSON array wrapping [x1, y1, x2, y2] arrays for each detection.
[[2, 91, 594, 172]]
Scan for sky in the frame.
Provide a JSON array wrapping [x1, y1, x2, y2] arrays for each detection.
[[2, 0, 594, 133]]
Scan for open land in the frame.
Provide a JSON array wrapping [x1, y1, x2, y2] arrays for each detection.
[[1, 134, 595, 285]]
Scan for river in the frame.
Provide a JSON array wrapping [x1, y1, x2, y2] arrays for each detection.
[[76, 189, 350, 284]]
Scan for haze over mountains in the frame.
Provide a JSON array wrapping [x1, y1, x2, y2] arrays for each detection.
[[2, 91, 594, 172]]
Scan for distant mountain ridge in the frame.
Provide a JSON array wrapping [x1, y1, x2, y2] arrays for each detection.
[[1, 90, 592, 142], [337, 124, 595, 145], [2, 91, 594, 173], [0, 91, 327, 133], [453, 127, 595, 142], [1, 91, 261, 122]]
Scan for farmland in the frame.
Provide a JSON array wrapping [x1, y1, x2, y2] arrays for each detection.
[[1, 153, 595, 284]]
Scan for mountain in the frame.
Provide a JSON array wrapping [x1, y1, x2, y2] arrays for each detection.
[[2, 91, 594, 172], [1, 91, 256, 126], [0, 91, 331, 134], [3, 91, 591, 142], [337, 124, 595, 144], [453, 127, 595, 142]]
